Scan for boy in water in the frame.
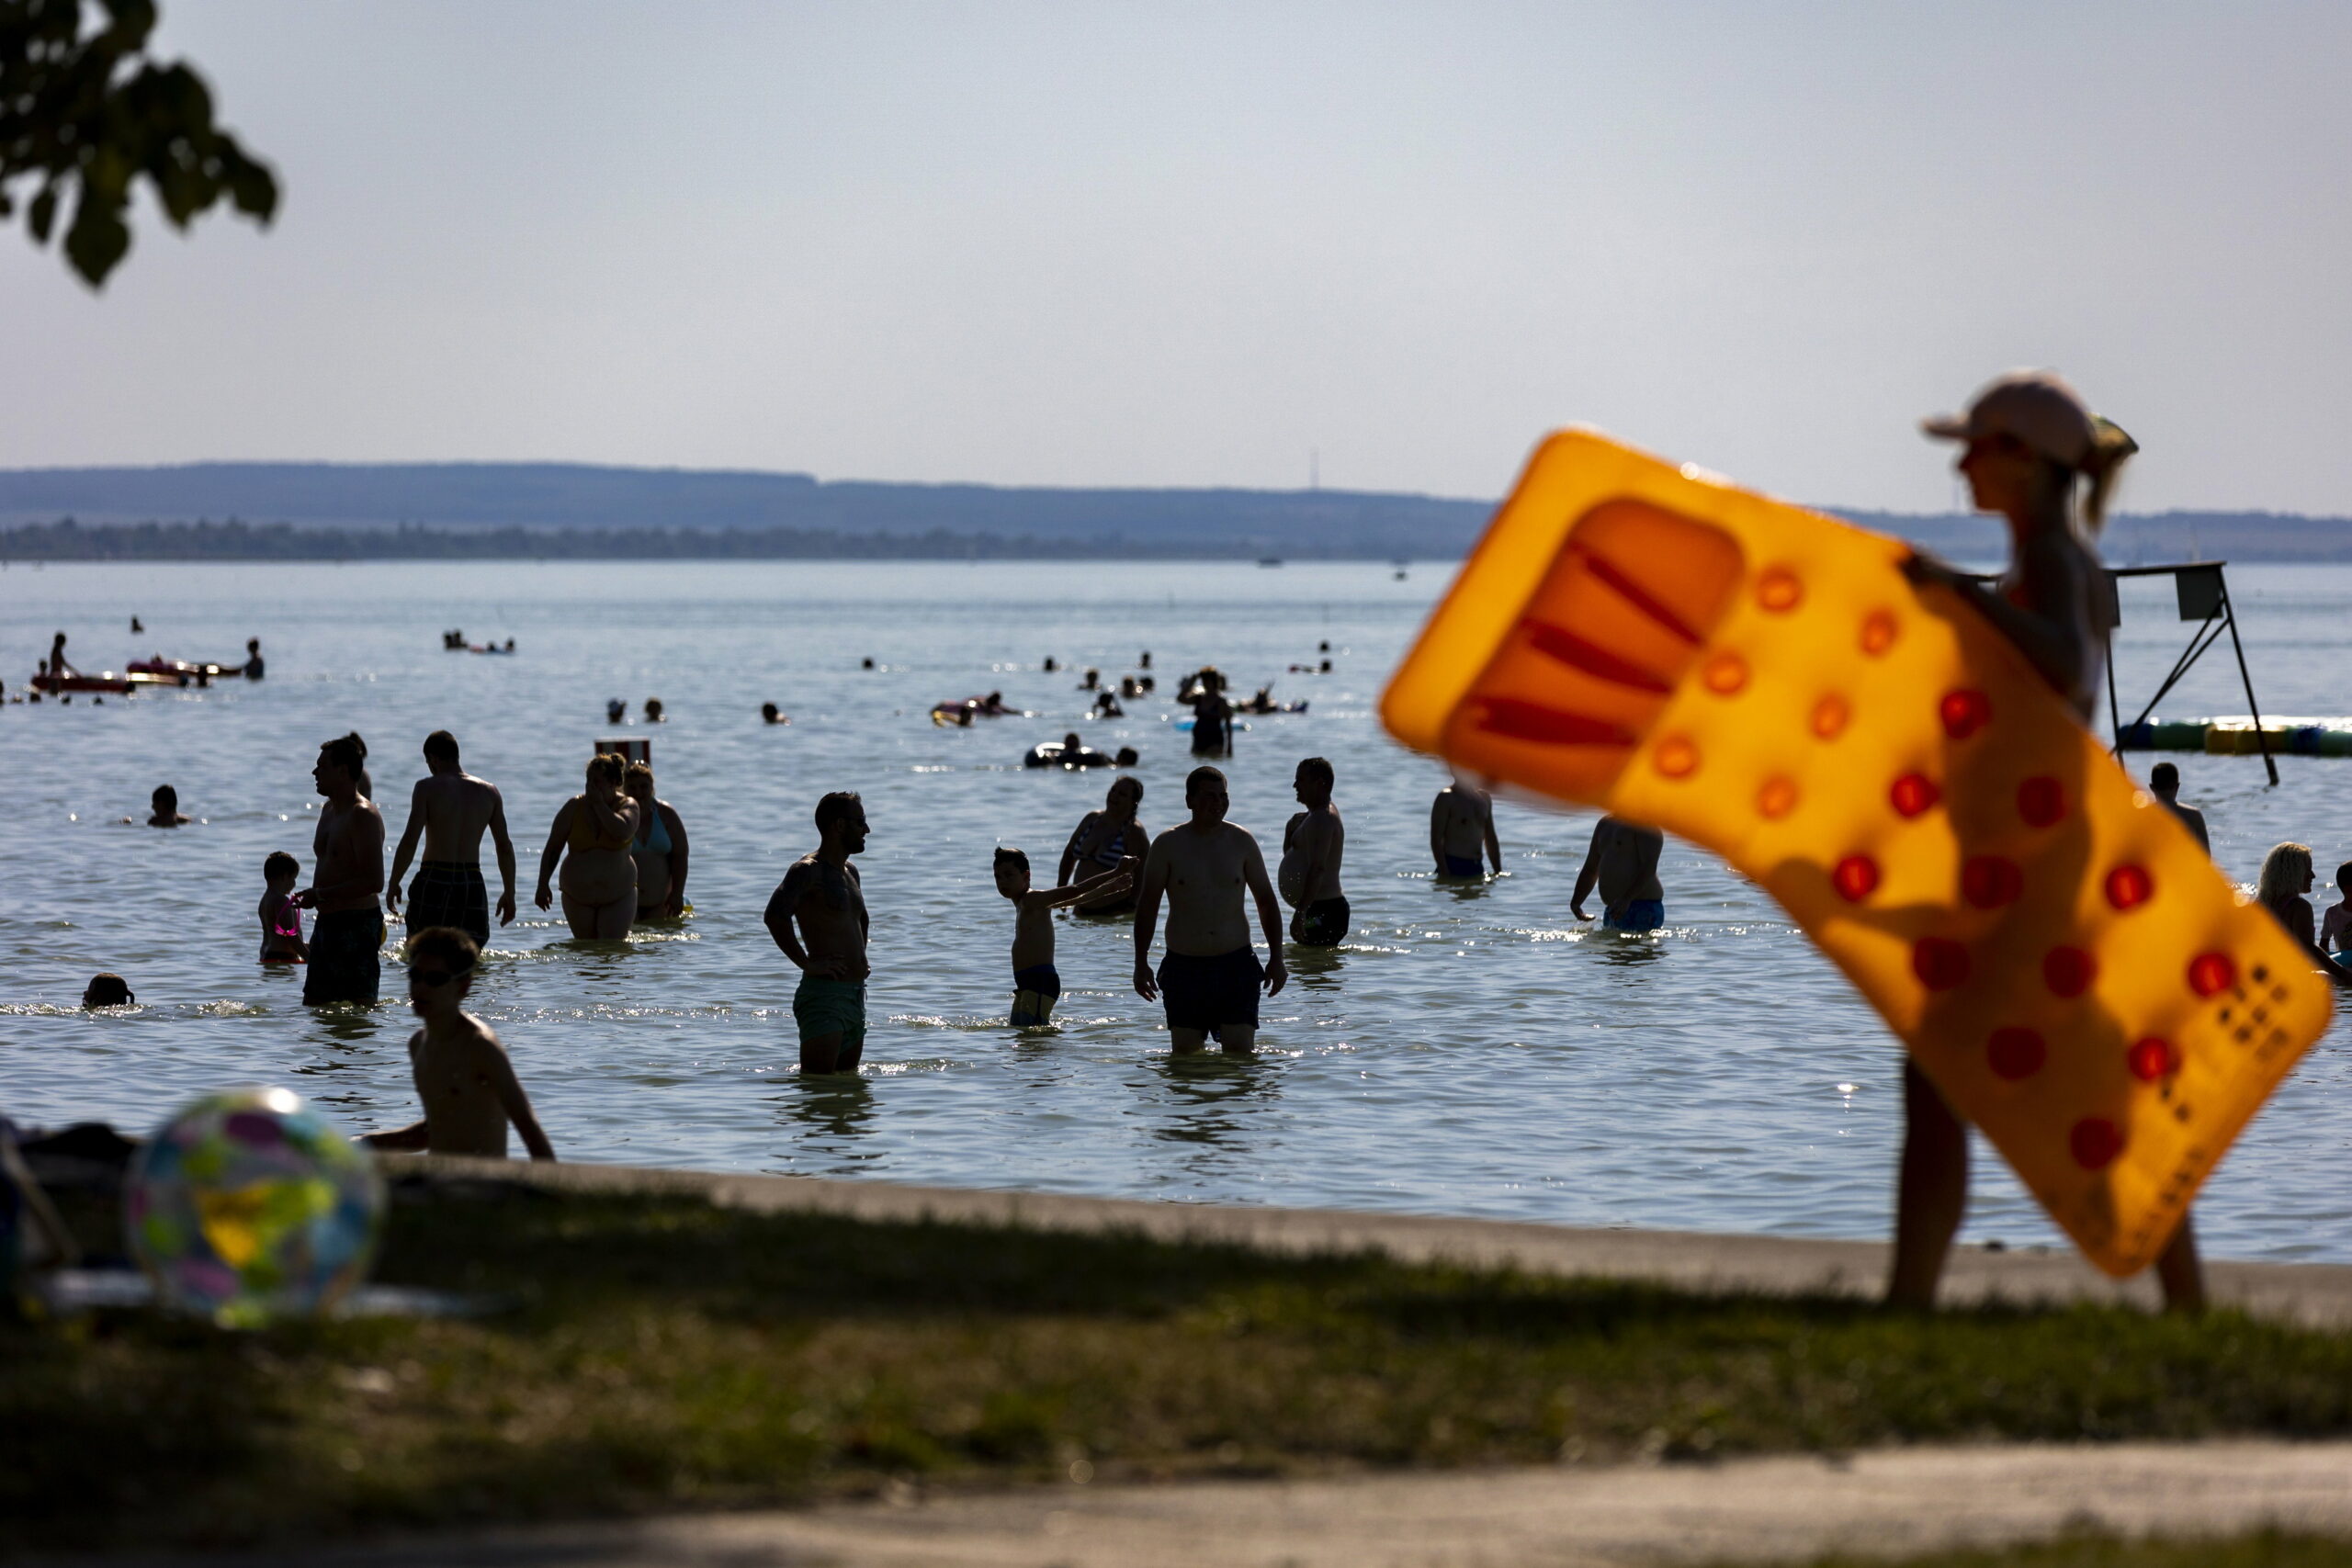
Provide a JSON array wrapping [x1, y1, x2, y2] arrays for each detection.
[[259, 851, 308, 963], [362, 927, 555, 1160], [994, 847, 1136, 1026], [144, 785, 190, 827], [2322, 863, 2352, 959]]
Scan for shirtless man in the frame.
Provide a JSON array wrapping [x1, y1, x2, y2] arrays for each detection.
[[2147, 761, 2210, 854], [386, 730, 516, 950], [362, 927, 554, 1160], [1430, 773, 1501, 879], [1133, 766, 1285, 1053], [1570, 815, 1665, 931], [296, 731, 386, 1006], [1280, 757, 1348, 946], [1057, 775, 1150, 915], [46, 631, 75, 682], [763, 792, 872, 1074]]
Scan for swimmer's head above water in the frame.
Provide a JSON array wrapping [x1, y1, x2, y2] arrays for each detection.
[[404, 926, 480, 1019], [993, 845, 1031, 898], [82, 973, 133, 1008]]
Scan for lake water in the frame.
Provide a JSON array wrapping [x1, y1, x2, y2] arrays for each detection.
[[6, 558, 2352, 1261]]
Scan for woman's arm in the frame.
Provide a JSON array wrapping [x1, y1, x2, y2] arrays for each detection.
[[536, 799, 572, 909], [662, 802, 689, 915], [1903, 551, 2096, 705]]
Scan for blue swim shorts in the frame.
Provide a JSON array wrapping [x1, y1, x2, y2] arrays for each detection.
[[793, 975, 866, 1048], [1603, 899, 1666, 932]]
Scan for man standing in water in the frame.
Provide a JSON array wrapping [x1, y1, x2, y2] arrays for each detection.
[[1569, 815, 1665, 931], [297, 731, 386, 1007], [1133, 766, 1285, 1053], [387, 730, 517, 950], [1280, 757, 1348, 945], [764, 792, 872, 1074], [1430, 773, 1502, 879], [2148, 761, 2211, 854]]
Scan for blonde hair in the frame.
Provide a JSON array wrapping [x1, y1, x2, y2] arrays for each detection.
[[586, 751, 627, 787], [2258, 841, 2313, 910], [2075, 416, 2138, 536]]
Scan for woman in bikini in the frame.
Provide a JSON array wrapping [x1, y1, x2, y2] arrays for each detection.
[[1899, 370, 2208, 1311], [2256, 842, 2352, 981], [624, 761, 690, 922], [535, 752, 641, 939], [1057, 775, 1150, 915]]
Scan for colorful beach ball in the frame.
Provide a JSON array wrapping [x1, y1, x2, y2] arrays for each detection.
[[126, 1087, 385, 1326]]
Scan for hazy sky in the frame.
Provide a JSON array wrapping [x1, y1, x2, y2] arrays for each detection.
[[6, 2, 2350, 512]]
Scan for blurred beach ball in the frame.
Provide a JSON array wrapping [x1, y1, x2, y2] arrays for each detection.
[[125, 1087, 385, 1326]]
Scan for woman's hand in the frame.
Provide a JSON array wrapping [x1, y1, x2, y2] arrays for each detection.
[[1899, 550, 1967, 593], [535, 882, 553, 912]]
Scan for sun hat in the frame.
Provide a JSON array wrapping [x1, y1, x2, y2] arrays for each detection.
[[1921, 370, 2100, 468]]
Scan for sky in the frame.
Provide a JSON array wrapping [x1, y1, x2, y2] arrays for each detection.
[[6, 1, 2350, 513]]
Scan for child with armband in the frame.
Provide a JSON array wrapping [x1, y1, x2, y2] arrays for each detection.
[[993, 846, 1136, 1027]]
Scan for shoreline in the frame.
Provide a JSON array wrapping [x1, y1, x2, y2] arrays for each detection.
[[381, 1153, 2352, 1325]]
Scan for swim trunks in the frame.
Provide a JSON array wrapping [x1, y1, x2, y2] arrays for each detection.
[[1603, 899, 1666, 932], [1010, 963, 1061, 1027], [303, 907, 383, 1006], [407, 861, 491, 948], [1158, 947, 1263, 1038], [1442, 854, 1484, 878], [793, 975, 866, 1050], [1291, 896, 1351, 947]]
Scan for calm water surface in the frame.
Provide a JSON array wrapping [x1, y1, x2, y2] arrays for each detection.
[[6, 559, 2351, 1259]]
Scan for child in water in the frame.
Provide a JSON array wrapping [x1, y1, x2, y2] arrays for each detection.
[[259, 851, 309, 964], [993, 847, 1136, 1027], [362, 927, 555, 1160]]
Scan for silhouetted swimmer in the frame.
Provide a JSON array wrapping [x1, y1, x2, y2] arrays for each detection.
[[606, 699, 627, 724], [1901, 370, 2200, 1311], [130, 615, 142, 633], [1430, 773, 1500, 879], [996, 846, 1136, 1027], [295, 732, 386, 1007], [387, 730, 517, 949], [242, 637, 264, 680], [1133, 766, 1285, 1054], [1571, 816, 1663, 931], [861, 657, 876, 669], [361, 928, 555, 1160], [2324, 863, 2352, 959], [259, 851, 306, 963], [536, 752, 639, 940], [1044, 655, 1058, 672], [82, 974, 134, 1008], [625, 761, 689, 922], [1281, 757, 1347, 946], [2258, 843, 2352, 982], [2148, 761, 2209, 853], [764, 793, 872, 1074], [1058, 775, 1150, 915], [643, 698, 665, 723], [1138, 650, 1151, 670], [143, 784, 189, 827], [1114, 746, 1139, 767], [762, 702, 788, 725]]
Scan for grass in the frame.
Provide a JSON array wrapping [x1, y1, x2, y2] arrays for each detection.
[[8, 1179, 2352, 1554], [1754, 1532, 2352, 1567]]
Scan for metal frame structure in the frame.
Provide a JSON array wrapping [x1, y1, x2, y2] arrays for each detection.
[[2103, 561, 2276, 786]]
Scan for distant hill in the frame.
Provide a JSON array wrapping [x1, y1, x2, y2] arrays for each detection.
[[0, 462, 2343, 561]]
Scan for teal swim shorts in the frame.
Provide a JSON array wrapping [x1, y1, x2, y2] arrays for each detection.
[[793, 975, 866, 1048]]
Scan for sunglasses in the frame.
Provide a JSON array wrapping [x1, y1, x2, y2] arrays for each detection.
[[410, 967, 470, 988]]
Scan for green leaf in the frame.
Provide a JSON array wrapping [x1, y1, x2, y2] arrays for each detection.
[[63, 185, 129, 286], [28, 184, 58, 242]]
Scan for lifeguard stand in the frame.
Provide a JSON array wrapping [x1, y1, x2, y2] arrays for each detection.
[[2103, 562, 2276, 786]]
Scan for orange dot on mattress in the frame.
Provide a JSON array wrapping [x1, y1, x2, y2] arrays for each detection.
[[1702, 653, 1748, 694], [1911, 937, 1970, 991], [1987, 1027, 2046, 1080], [1757, 777, 1798, 819], [1831, 854, 1879, 901], [2069, 1117, 2124, 1171], [1860, 609, 1898, 656], [1939, 689, 1992, 739], [2043, 945, 2097, 998], [2017, 776, 2066, 828], [1961, 855, 2022, 909], [2127, 1037, 2177, 1081], [1890, 773, 1939, 818], [1757, 567, 1803, 612], [2188, 952, 2236, 998], [1655, 736, 1700, 778], [1811, 694, 1850, 739], [2104, 864, 2154, 910]]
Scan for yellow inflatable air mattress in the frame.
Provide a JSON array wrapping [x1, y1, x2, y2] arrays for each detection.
[[1383, 430, 2329, 1276]]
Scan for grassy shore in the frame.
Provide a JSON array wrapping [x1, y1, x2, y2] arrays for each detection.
[[8, 1179, 2352, 1555]]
